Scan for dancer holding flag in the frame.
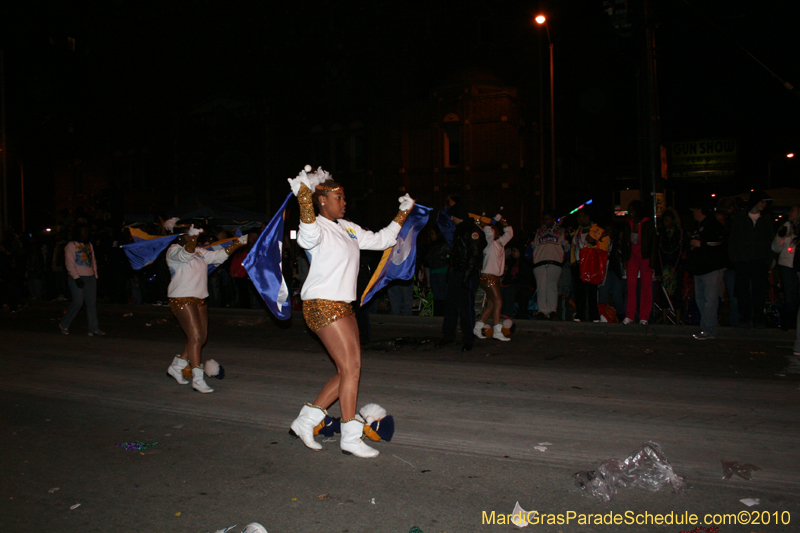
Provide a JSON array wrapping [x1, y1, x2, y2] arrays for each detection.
[[164, 224, 247, 393], [287, 166, 414, 458], [474, 214, 514, 341]]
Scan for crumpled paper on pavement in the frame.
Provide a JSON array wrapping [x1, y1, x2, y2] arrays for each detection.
[[721, 460, 760, 480]]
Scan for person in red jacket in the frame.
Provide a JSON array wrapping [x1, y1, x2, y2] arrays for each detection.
[[622, 200, 657, 325]]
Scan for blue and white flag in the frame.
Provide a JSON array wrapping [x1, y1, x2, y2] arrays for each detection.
[[360, 204, 432, 306], [243, 193, 293, 320], [121, 234, 180, 270]]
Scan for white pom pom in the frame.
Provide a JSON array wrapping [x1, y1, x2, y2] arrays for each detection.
[[304, 164, 312, 172], [163, 217, 179, 233], [204, 359, 220, 377], [359, 403, 387, 424], [502, 318, 513, 329]]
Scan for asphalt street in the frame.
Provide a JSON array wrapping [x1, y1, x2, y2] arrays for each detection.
[[1, 302, 799, 533]]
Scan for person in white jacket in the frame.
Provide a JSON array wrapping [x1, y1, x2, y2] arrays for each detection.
[[164, 225, 246, 393], [59, 224, 102, 336], [474, 216, 513, 341], [287, 166, 414, 458], [772, 205, 799, 330]]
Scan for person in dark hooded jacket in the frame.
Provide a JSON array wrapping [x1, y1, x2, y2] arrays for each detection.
[[437, 203, 486, 351], [728, 189, 774, 328]]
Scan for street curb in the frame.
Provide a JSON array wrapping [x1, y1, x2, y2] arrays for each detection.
[[25, 301, 797, 343]]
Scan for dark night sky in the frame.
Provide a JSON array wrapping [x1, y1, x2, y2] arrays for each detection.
[[2, 0, 799, 226]]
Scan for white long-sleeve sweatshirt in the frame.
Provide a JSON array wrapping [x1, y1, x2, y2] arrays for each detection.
[[166, 244, 230, 299], [771, 221, 796, 268], [64, 241, 98, 279], [481, 225, 514, 277], [298, 216, 400, 302]]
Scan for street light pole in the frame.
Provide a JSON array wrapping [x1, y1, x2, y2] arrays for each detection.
[[536, 15, 556, 210], [1, 49, 7, 236]]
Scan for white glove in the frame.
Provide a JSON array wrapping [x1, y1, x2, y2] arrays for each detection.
[[163, 217, 180, 233], [188, 224, 203, 237], [398, 193, 415, 211], [288, 167, 313, 196], [237, 235, 248, 244]]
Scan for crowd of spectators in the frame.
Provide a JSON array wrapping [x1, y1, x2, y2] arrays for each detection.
[[410, 190, 799, 336], [2, 190, 799, 341]]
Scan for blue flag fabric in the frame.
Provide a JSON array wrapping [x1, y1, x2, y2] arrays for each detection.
[[437, 207, 455, 247], [243, 193, 293, 320], [360, 204, 432, 306], [121, 234, 180, 270]]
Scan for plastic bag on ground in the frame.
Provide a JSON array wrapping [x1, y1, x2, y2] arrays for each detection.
[[573, 441, 686, 501]]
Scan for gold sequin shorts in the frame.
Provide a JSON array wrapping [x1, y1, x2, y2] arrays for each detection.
[[169, 297, 207, 314], [480, 273, 502, 290], [303, 299, 354, 332]]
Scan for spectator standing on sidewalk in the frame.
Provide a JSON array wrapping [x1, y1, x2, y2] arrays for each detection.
[[728, 189, 773, 328], [773, 205, 799, 330], [599, 218, 628, 321], [570, 208, 609, 322], [655, 209, 685, 324], [59, 224, 104, 336], [793, 217, 800, 357], [622, 200, 657, 325], [387, 279, 414, 316], [686, 201, 727, 340], [716, 197, 740, 327], [437, 203, 486, 351], [530, 210, 569, 320], [422, 228, 450, 316], [501, 247, 533, 318]]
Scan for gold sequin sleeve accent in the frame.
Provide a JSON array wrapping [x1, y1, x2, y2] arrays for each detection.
[[298, 183, 315, 224], [184, 234, 199, 254], [393, 208, 412, 226], [225, 239, 246, 256]]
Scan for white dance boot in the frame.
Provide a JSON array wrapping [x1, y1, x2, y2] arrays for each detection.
[[492, 323, 510, 342], [167, 356, 189, 385], [191, 366, 214, 393], [289, 404, 327, 450], [340, 419, 379, 458], [473, 321, 486, 339]]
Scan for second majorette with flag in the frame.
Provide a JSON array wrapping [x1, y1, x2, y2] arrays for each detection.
[[286, 165, 415, 458], [164, 222, 247, 394]]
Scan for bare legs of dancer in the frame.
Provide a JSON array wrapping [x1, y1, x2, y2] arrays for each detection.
[[290, 314, 378, 457], [171, 304, 214, 392], [477, 282, 510, 341], [313, 315, 361, 420], [175, 304, 208, 367], [479, 283, 502, 328]]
